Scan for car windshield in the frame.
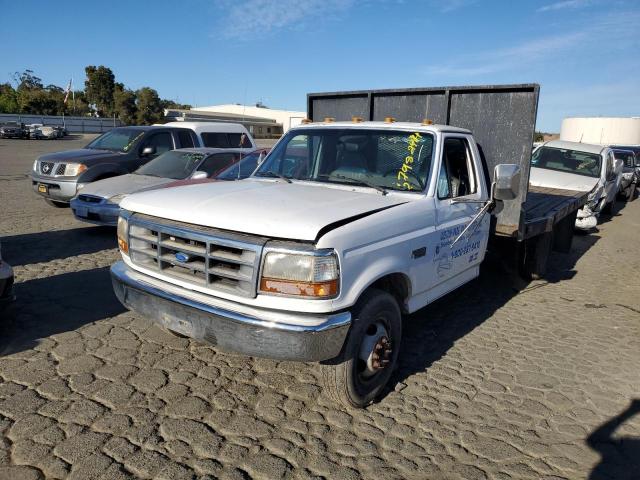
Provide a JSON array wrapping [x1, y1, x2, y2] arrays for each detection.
[[136, 150, 205, 179], [531, 146, 602, 178], [216, 150, 265, 180], [254, 128, 434, 192], [613, 150, 636, 168], [86, 128, 146, 152]]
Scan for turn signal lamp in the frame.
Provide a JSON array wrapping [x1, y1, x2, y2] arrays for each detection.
[[117, 216, 129, 254], [384, 117, 395, 123], [323, 117, 335, 123], [352, 116, 364, 123], [422, 119, 434, 125]]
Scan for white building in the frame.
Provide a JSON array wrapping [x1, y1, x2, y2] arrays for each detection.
[[195, 104, 306, 133], [560, 117, 640, 145]]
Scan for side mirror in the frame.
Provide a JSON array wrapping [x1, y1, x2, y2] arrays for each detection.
[[191, 171, 208, 180], [493, 164, 521, 201], [141, 146, 156, 156]]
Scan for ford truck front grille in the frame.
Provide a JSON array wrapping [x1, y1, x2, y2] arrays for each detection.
[[127, 214, 266, 298]]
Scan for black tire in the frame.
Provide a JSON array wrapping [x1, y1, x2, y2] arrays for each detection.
[[44, 198, 69, 208], [601, 200, 613, 215], [320, 288, 401, 408], [627, 183, 636, 202]]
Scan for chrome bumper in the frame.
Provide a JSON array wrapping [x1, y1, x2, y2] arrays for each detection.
[[70, 198, 119, 226], [30, 174, 79, 202], [110, 262, 351, 362]]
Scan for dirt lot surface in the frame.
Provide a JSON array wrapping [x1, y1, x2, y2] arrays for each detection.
[[0, 135, 638, 479]]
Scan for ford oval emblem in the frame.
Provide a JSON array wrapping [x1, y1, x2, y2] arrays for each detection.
[[175, 251, 192, 263]]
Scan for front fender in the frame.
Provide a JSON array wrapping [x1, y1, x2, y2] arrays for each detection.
[[80, 163, 129, 183]]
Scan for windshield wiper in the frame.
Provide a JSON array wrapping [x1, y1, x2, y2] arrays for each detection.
[[255, 171, 292, 183], [318, 174, 387, 195]]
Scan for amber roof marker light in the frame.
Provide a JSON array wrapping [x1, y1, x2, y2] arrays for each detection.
[[352, 116, 364, 123], [323, 117, 335, 123], [301, 118, 312, 124], [384, 117, 395, 123], [422, 119, 434, 125]]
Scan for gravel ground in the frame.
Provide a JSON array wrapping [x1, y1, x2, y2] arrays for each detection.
[[0, 135, 638, 480]]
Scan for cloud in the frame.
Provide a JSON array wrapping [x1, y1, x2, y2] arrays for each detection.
[[424, 9, 640, 78], [537, 0, 592, 13], [219, 0, 356, 39], [435, 0, 479, 13]]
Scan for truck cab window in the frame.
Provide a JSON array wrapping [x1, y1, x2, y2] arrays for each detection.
[[438, 137, 475, 199], [143, 132, 173, 156], [177, 130, 195, 148]]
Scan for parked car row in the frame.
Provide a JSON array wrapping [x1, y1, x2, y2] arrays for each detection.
[[0, 121, 67, 139], [530, 140, 639, 230]]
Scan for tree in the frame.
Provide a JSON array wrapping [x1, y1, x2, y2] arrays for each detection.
[[160, 99, 191, 110], [85, 65, 115, 117], [13, 70, 43, 91], [534, 132, 545, 142], [0, 83, 19, 113], [114, 83, 137, 125], [136, 87, 163, 125]]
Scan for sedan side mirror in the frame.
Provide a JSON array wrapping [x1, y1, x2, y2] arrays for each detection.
[[141, 146, 156, 156], [493, 164, 521, 201], [191, 171, 208, 180]]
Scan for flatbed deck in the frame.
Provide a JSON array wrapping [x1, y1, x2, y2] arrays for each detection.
[[522, 185, 588, 239]]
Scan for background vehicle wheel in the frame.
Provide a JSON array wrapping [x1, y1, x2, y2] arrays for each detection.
[[320, 288, 401, 408], [627, 183, 636, 202], [44, 198, 69, 208]]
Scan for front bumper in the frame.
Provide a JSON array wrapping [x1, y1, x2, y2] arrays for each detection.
[[30, 174, 80, 202], [0, 262, 15, 306], [110, 261, 351, 362], [70, 197, 119, 226]]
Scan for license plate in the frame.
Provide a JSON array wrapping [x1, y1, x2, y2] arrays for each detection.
[[37, 183, 48, 194], [75, 206, 88, 217]]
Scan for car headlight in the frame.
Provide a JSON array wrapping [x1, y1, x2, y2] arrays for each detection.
[[65, 163, 88, 176], [32, 160, 38, 172], [259, 248, 339, 298], [109, 194, 127, 205], [117, 215, 129, 254]]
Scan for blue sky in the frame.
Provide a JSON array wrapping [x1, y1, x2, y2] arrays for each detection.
[[0, 0, 638, 131]]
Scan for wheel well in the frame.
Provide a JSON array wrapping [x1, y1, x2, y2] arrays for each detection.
[[368, 273, 410, 313]]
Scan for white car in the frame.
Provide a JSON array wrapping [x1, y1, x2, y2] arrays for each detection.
[[163, 121, 256, 151], [529, 140, 622, 230]]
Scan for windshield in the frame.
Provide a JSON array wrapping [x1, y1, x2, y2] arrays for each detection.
[[254, 128, 434, 192], [136, 150, 204, 179], [86, 127, 145, 152], [531, 146, 602, 178], [216, 150, 264, 180], [613, 150, 636, 168]]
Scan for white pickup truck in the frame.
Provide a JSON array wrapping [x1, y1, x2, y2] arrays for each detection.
[[111, 84, 586, 407]]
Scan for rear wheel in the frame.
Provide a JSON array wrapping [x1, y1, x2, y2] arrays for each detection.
[[44, 198, 69, 208], [320, 289, 401, 408]]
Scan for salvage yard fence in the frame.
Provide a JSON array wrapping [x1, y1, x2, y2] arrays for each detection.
[[0, 113, 122, 133]]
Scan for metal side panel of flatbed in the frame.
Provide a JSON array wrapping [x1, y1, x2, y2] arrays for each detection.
[[521, 186, 588, 239], [308, 84, 549, 240]]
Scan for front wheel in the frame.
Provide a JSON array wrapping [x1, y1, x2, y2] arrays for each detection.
[[320, 289, 401, 408], [627, 183, 636, 202]]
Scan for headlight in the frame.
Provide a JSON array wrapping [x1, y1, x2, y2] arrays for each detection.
[[32, 160, 38, 172], [65, 163, 88, 176], [259, 249, 339, 298], [109, 194, 127, 204], [117, 215, 129, 254]]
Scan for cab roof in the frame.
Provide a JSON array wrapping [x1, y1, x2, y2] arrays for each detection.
[[291, 121, 471, 135], [542, 140, 607, 155]]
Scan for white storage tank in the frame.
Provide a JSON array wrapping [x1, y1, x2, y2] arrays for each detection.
[[560, 117, 640, 145]]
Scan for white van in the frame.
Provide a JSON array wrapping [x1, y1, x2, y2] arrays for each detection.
[[163, 122, 256, 151]]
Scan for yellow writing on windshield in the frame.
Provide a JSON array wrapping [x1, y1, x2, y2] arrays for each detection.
[[396, 132, 422, 191]]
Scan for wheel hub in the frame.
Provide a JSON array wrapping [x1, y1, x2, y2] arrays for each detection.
[[358, 322, 393, 378]]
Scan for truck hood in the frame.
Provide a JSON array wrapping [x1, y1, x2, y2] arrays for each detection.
[[121, 179, 406, 241], [78, 174, 173, 199], [529, 167, 599, 193], [38, 148, 121, 164]]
